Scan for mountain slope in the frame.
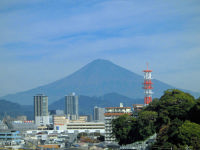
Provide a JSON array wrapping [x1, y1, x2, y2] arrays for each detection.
[[0, 99, 33, 120], [1, 59, 198, 105]]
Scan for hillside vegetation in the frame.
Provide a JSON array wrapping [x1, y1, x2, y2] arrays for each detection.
[[112, 89, 200, 149]]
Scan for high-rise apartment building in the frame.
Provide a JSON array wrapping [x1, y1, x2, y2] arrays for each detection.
[[34, 94, 48, 116], [65, 93, 79, 120], [93, 106, 105, 122], [34, 94, 49, 126]]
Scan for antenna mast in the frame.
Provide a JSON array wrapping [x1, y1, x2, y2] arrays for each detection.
[[143, 63, 153, 105]]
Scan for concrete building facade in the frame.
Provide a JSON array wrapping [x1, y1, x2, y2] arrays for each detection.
[[65, 93, 79, 120], [66, 122, 105, 133], [53, 115, 69, 130], [34, 94, 49, 126], [53, 115, 105, 134], [0, 131, 21, 144], [104, 103, 132, 143], [93, 106, 105, 122]]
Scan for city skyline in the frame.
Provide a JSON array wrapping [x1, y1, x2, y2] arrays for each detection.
[[0, 0, 200, 96]]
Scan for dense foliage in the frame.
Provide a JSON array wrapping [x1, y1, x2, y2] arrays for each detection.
[[112, 114, 136, 145], [112, 89, 200, 149]]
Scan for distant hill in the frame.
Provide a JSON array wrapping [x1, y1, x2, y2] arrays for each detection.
[[1, 59, 199, 105], [49, 93, 143, 115], [0, 93, 141, 120], [0, 99, 33, 120]]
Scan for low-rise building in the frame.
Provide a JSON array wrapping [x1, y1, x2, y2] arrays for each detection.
[[12, 121, 37, 130], [0, 130, 22, 145], [66, 122, 105, 134], [35, 116, 50, 127], [133, 104, 144, 113], [70, 116, 88, 123], [53, 115, 69, 130]]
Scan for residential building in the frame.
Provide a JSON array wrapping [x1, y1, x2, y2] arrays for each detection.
[[93, 106, 105, 122], [34, 94, 49, 126], [65, 93, 79, 120], [104, 103, 132, 143], [34, 94, 48, 117]]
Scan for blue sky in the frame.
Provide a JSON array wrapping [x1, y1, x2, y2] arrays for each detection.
[[0, 0, 200, 96]]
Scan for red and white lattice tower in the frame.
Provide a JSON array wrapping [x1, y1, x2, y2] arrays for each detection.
[[143, 63, 153, 105]]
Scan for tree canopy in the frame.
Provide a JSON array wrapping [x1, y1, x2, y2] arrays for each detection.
[[112, 114, 136, 145], [111, 89, 200, 149]]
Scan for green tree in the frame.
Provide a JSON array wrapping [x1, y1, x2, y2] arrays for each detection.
[[189, 97, 200, 124], [150, 89, 198, 149], [156, 118, 183, 147], [111, 114, 136, 145], [145, 98, 160, 112], [112, 111, 158, 145], [112, 89, 198, 148], [159, 89, 195, 120], [175, 120, 200, 149], [136, 111, 158, 140]]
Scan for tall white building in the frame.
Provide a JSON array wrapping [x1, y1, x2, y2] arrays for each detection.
[[93, 106, 105, 122], [104, 103, 132, 143], [65, 93, 79, 120]]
